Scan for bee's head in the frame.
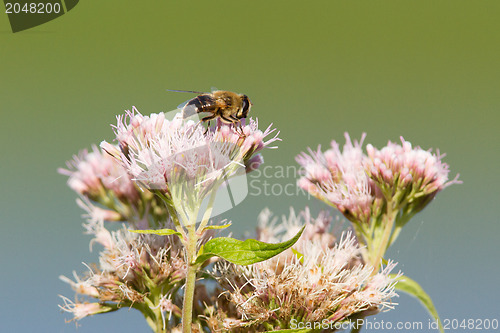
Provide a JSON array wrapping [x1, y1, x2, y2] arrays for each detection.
[[237, 94, 251, 119]]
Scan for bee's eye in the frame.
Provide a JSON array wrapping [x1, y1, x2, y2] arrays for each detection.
[[240, 95, 250, 118]]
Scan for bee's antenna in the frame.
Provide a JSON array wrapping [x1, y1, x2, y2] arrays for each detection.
[[167, 89, 206, 94]]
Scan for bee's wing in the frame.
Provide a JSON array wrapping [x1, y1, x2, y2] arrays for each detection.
[[181, 102, 198, 118], [176, 100, 189, 110], [167, 89, 210, 115], [210, 86, 220, 92]]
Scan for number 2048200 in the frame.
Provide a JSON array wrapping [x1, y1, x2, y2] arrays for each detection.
[[5, 2, 61, 14]]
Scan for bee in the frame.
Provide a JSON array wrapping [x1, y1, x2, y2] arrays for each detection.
[[169, 89, 252, 129]]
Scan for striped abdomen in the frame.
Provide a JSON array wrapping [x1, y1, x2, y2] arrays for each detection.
[[182, 94, 218, 117]]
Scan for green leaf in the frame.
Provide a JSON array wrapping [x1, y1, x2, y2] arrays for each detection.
[[390, 274, 444, 333], [195, 226, 305, 266], [202, 223, 232, 231], [129, 228, 182, 237], [291, 248, 304, 264]]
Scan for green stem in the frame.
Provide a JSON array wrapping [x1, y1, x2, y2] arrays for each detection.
[[157, 193, 187, 240], [145, 315, 157, 332], [134, 298, 162, 332], [182, 224, 199, 333], [153, 302, 166, 333], [370, 203, 397, 271], [388, 210, 414, 247], [351, 222, 370, 263], [196, 182, 219, 234]]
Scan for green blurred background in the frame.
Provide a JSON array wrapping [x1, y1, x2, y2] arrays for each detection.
[[1, 1, 499, 332]]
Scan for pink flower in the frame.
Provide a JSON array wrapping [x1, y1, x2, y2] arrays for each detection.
[[59, 224, 187, 321], [107, 108, 278, 190], [59, 145, 138, 203], [296, 133, 383, 224], [59, 297, 113, 320], [366, 137, 461, 212], [60, 144, 171, 228], [212, 229, 399, 328], [102, 108, 279, 225], [297, 133, 460, 223]]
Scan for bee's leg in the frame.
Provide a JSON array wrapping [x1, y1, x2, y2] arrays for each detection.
[[220, 115, 233, 124], [225, 116, 244, 136], [200, 114, 217, 134], [201, 114, 217, 122], [220, 115, 239, 134], [230, 117, 245, 136], [228, 115, 240, 128]]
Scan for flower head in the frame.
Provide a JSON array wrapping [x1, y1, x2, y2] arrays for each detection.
[[59, 220, 186, 322], [366, 137, 461, 213], [102, 107, 279, 225], [59, 145, 168, 228], [296, 133, 384, 224], [297, 133, 460, 267], [59, 145, 138, 203], [297, 133, 460, 224], [207, 209, 399, 331]]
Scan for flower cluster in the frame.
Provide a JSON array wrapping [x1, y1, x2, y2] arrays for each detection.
[[296, 133, 460, 225], [59, 219, 186, 328], [205, 209, 399, 332], [296, 133, 461, 268], [365, 138, 460, 214], [59, 145, 137, 202], [58, 145, 167, 229], [296, 134, 383, 225], [105, 108, 279, 188], [101, 107, 279, 226]]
